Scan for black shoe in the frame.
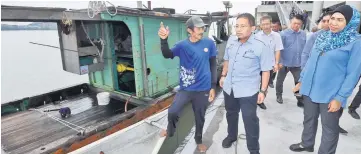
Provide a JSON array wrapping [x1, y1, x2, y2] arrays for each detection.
[[258, 103, 267, 110], [222, 137, 236, 148], [339, 126, 348, 134], [289, 143, 314, 152], [269, 83, 274, 88], [297, 101, 304, 107], [348, 109, 360, 119], [276, 95, 283, 104]]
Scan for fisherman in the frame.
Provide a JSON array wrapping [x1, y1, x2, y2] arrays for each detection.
[[158, 16, 217, 152], [219, 13, 273, 154], [276, 14, 306, 107], [290, 5, 361, 153], [300, 11, 349, 134], [255, 15, 284, 110]]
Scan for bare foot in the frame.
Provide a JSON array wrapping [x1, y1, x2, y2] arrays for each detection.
[[160, 129, 167, 137], [197, 144, 207, 153]]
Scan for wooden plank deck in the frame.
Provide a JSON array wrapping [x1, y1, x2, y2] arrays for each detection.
[[1, 95, 142, 154]]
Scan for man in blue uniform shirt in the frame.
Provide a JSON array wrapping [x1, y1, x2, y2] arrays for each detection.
[[276, 14, 306, 107], [158, 16, 217, 152], [219, 13, 273, 154], [256, 15, 284, 110]]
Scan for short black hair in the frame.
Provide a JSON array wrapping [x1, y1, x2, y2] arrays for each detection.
[[292, 14, 304, 22], [317, 11, 333, 23], [237, 13, 255, 26], [272, 21, 281, 26]]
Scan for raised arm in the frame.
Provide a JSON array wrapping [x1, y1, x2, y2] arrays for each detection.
[[158, 22, 180, 59], [160, 38, 174, 59]]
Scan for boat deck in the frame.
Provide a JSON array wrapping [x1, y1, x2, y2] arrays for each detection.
[[176, 74, 361, 154], [1, 94, 142, 154]]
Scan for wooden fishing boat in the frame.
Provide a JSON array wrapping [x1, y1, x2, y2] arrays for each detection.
[[1, 2, 232, 154]]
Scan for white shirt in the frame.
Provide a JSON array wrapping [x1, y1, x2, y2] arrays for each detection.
[[256, 30, 284, 53]]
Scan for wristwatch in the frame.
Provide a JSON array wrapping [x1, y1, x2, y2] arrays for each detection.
[[221, 74, 227, 77], [259, 89, 267, 96]]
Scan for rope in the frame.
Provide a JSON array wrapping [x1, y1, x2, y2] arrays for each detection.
[[87, 1, 118, 19], [124, 94, 134, 112], [80, 21, 105, 62], [30, 108, 86, 135]]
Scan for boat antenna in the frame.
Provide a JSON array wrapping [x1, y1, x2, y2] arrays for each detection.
[[223, 1, 232, 35]]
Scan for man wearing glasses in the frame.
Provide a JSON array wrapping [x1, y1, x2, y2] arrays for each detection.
[[255, 15, 284, 110], [276, 14, 306, 107], [219, 13, 273, 154]]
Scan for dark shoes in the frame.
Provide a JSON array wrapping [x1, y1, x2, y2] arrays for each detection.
[[297, 101, 304, 107], [258, 103, 267, 110], [222, 137, 236, 148], [276, 95, 283, 104], [269, 83, 274, 88], [289, 143, 314, 152], [339, 126, 348, 134], [222, 137, 260, 154], [348, 109, 360, 119]]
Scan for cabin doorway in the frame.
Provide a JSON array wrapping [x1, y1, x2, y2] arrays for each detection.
[[112, 22, 136, 94]]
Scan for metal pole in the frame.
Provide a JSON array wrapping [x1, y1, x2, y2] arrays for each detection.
[[136, 1, 143, 9], [147, 1, 152, 10], [138, 17, 149, 97], [311, 1, 324, 26], [223, 1, 232, 35]]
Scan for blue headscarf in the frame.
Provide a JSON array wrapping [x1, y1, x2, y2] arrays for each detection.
[[315, 6, 361, 52]]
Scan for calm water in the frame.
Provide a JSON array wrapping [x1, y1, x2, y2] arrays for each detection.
[[1, 30, 89, 103]]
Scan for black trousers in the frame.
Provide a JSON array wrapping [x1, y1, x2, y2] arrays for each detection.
[[276, 66, 303, 102], [349, 84, 361, 110], [167, 90, 209, 144], [224, 90, 260, 153], [301, 96, 341, 154], [269, 69, 277, 84]]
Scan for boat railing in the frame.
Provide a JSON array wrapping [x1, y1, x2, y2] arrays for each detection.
[[291, 1, 317, 31], [276, 1, 290, 27]]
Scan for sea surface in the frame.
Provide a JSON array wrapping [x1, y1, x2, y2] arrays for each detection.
[[1, 30, 89, 103]]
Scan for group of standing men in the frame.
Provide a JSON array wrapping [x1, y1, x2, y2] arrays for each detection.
[[158, 5, 360, 154]]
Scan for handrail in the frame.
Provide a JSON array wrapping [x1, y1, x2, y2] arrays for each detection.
[[275, 1, 290, 26], [291, 1, 317, 31]]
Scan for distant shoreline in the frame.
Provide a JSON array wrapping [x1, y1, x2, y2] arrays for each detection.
[[1, 29, 57, 31], [2, 22, 57, 31]]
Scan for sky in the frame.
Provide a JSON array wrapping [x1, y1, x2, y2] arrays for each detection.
[[2, 0, 261, 25]]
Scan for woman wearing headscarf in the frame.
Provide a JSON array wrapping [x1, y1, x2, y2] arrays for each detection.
[[289, 5, 361, 154]]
